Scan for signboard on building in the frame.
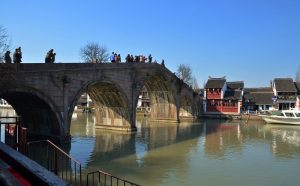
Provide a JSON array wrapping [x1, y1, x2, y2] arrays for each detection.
[[272, 96, 277, 102]]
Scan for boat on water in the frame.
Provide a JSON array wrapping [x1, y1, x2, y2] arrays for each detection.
[[0, 99, 12, 109], [260, 109, 300, 125]]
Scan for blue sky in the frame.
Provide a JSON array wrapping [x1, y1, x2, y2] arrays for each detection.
[[1, 0, 300, 87]]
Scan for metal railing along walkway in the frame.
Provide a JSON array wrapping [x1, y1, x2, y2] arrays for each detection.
[[24, 140, 140, 186], [87, 170, 140, 186], [25, 139, 82, 185], [0, 116, 140, 186]]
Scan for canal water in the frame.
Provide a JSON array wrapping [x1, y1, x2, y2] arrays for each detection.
[[70, 113, 300, 186]]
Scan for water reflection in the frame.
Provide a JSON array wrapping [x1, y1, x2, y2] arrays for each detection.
[[263, 125, 300, 158], [203, 120, 243, 159], [70, 114, 300, 186]]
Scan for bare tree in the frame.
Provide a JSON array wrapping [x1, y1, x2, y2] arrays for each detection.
[[0, 26, 10, 63], [176, 64, 193, 86], [80, 42, 109, 63], [192, 76, 199, 91], [296, 66, 300, 82]]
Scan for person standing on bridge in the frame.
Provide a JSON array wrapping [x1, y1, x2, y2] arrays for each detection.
[[110, 52, 115, 63], [125, 54, 131, 63], [116, 54, 121, 62], [45, 49, 55, 63], [51, 53, 56, 63], [4, 51, 12, 63], [161, 59, 165, 67], [13, 47, 22, 63], [148, 54, 152, 63]]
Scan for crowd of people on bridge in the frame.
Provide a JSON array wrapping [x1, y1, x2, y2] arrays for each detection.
[[124, 54, 152, 63], [109, 52, 122, 63], [3, 48, 165, 67], [111, 52, 165, 66], [110, 52, 155, 63]]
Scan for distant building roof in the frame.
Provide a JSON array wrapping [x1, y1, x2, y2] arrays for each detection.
[[227, 81, 244, 90], [274, 78, 297, 92], [244, 87, 273, 93], [223, 90, 242, 100], [205, 78, 226, 89], [244, 92, 274, 105]]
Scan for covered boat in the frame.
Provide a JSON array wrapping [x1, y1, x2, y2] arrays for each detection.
[[260, 109, 300, 125]]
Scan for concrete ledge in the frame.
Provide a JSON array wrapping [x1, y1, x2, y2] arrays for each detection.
[[241, 114, 262, 120], [179, 118, 196, 123], [149, 118, 179, 123], [0, 142, 69, 186], [200, 114, 241, 120], [95, 125, 137, 133]]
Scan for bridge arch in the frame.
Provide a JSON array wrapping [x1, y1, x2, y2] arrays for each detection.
[[0, 86, 65, 141], [69, 78, 132, 132], [137, 72, 178, 122], [179, 94, 194, 119]]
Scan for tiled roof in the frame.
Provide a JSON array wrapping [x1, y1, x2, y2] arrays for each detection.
[[244, 87, 272, 93], [223, 90, 242, 100], [274, 78, 297, 92], [205, 78, 226, 89], [227, 81, 244, 90], [244, 92, 274, 105]]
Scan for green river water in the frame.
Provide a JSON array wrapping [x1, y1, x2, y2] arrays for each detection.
[[70, 113, 300, 186]]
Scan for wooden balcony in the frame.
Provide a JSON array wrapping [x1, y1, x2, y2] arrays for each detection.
[[206, 93, 222, 99]]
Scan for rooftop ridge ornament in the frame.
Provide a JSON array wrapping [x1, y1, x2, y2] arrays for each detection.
[[208, 76, 226, 79]]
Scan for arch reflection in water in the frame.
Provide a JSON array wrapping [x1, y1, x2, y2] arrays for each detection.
[[70, 114, 300, 186]]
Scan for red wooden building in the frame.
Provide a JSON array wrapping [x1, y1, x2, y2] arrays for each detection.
[[204, 77, 243, 115]]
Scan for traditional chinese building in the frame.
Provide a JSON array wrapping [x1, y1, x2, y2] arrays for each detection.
[[136, 86, 151, 112], [272, 78, 297, 110], [243, 87, 274, 112], [203, 77, 243, 115]]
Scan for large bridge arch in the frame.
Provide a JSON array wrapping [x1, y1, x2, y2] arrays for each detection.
[[136, 72, 178, 122], [69, 78, 132, 133], [0, 86, 65, 141]]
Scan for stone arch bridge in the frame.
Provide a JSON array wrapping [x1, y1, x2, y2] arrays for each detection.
[[0, 63, 200, 142]]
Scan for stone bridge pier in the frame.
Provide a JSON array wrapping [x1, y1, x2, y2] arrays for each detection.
[[0, 63, 199, 143]]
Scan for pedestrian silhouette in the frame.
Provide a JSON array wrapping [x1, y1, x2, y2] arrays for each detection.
[[13, 47, 22, 63], [45, 49, 55, 63], [4, 51, 12, 63], [161, 59, 165, 67], [51, 53, 56, 63], [148, 54, 152, 63]]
